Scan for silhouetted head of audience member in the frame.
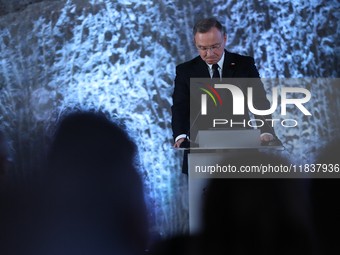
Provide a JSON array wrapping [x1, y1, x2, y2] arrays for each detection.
[[0, 112, 148, 255], [202, 153, 318, 254], [48, 111, 137, 176], [311, 139, 340, 254], [46, 111, 148, 254]]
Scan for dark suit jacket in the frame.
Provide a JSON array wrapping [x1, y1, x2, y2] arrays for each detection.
[[171, 50, 274, 173], [172, 50, 274, 139]]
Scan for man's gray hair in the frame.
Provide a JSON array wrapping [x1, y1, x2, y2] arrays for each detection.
[[193, 18, 224, 36]]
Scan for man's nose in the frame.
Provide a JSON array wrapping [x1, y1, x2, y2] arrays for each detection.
[[207, 48, 214, 56]]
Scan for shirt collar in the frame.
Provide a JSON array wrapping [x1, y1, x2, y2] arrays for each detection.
[[206, 51, 225, 70]]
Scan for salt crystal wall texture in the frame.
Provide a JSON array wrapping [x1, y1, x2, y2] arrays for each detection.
[[0, 0, 339, 237]]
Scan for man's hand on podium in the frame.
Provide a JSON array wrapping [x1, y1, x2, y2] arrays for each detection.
[[173, 138, 185, 148], [261, 134, 274, 143]]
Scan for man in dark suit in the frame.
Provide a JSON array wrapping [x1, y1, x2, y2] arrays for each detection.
[[171, 18, 275, 171]]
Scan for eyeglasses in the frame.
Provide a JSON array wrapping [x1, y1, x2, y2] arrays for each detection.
[[196, 43, 222, 52]]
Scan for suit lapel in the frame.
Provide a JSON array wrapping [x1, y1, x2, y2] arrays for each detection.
[[192, 57, 210, 78], [222, 50, 236, 78]]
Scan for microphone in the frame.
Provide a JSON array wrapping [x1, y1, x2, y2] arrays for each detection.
[[179, 109, 201, 148]]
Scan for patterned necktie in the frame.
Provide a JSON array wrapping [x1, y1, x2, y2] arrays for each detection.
[[212, 64, 220, 79]]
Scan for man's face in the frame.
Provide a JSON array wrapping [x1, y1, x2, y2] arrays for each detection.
[[194, 27, 227, 65]]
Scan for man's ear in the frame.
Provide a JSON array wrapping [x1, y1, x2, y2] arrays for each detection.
[[193, 37, 196, 44]]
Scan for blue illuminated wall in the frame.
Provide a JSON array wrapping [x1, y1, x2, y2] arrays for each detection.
[[0, 0, 339, 237]]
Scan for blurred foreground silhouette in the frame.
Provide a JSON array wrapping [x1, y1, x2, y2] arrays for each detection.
[[0, 130, 9, 186], [151, 153, 319, 255], [0, 112, 148, 255], [311, 139, 340, 255]]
